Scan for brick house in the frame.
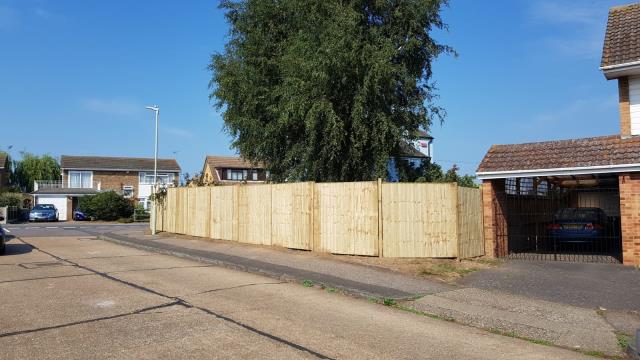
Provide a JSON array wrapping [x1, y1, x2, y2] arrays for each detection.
[[0, 153, 9, 190], [32, 155, 181, 220], [201, 156, 268, 185], [476, 3, 640, 266]]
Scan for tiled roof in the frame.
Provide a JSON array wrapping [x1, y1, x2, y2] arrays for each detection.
[[398, 142, 428, 158], [0, 153, 7, 169], [61, 155, 180, 172], [601, 3, 640, 68], [477, 135, 640, 173], [414, 129, 433, 139], [203, 156, 265, 183]]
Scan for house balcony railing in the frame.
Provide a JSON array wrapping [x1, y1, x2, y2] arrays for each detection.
[[33, 180, 102, 192]]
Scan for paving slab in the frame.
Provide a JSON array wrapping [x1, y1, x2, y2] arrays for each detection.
[[25, 236, 151, 260], [0, 274, 169, 335], [73, 253, 209, 274], [406, 287, 621, 356], [0, 305, 314, 360], [184, 280, 588, 360]]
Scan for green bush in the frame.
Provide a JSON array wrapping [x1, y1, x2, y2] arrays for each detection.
[[78, 191, 134, 221], [0, 193, 21, 207]]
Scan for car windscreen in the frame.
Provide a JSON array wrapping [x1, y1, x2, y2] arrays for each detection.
[[554, 208, 600, 222], [33, 205, 55, 210]]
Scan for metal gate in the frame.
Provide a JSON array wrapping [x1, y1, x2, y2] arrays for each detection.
[[495, 177, 622, 263]]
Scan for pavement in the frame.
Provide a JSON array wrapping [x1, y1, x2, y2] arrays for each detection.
[[0, 223, 593, 359]]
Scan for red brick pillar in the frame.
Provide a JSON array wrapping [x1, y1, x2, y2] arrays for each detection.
[[619, 173, 640, 266], [482, 179, 508, 258]]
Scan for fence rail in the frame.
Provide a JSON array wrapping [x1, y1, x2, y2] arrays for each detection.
[[155, 181, 485, 259]]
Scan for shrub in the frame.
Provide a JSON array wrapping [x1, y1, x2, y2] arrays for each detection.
[[78, 191, 134, 221], [0, 193, 21, 207]]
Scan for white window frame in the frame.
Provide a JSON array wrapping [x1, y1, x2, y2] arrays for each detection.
[[68, 171, 93, 189], [139, 172, 174, 185], [122, 185, 134, 198], [227, 169, 245, 181]]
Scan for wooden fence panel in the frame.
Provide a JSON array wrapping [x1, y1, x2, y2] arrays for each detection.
[[175, 188, 188, 234], [238, 184, 272, 245], [165, 188, 178, 233], [457, 186, 484, 258], [155, 198, 165, 232], [314, 182, 379, 256], [187, 187, 211, 238], [382, 183, 458, 258], [271, 182, 313, 250], [210, 186, 237, 241]]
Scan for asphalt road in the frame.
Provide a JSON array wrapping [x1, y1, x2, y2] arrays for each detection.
[[0, 223, 589, 359]]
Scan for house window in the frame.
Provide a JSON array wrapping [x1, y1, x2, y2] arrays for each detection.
[[139, 172, 174, 185], [68, 171, 92, 188], [227, 169, 246, 181], [122, 186, 134, 198], [252, 170, 258, 181]]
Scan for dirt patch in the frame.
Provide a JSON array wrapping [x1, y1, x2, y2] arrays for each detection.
[[325, 255, 503, 283]]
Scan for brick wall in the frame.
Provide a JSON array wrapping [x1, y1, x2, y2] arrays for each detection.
[[63, 170, 139, 197], [619, 173, 640, 266], [618, 77, 631, 137], [482, 179, 508, 258]]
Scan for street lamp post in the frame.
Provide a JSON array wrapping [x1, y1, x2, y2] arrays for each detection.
[[145, 105, 160, 235]]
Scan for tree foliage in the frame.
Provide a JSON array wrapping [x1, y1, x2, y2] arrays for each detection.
[[395, 159, 477, 187], [78, 192, 134, 221], [210, 0, 452, 181], [12, 153, 60, 192]]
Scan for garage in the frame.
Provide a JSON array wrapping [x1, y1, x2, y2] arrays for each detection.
[[35, 195, 68, 221], [477, 135, 640, 266]]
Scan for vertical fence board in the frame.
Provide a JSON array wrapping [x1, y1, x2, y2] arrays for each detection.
[[314, 182, 379, 256], [271, 182, 313, 250], [187, 187, 210, 238], [457, 186, 485, 258], [210, 186, 237, 241], [238, 184, 272, 245], [382, 183, 458, 258]]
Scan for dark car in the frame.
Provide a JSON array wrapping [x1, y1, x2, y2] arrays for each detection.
[[0, 216, 6, 255], [29, 204, 59, 222], [547, 207, 607, 243], [73, 209, 88, 221]]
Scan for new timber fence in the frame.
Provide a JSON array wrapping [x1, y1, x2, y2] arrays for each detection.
[[155, 181, 485, 259]]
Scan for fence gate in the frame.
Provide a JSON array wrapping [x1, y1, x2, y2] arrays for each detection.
[[495, 177, 622, 263]]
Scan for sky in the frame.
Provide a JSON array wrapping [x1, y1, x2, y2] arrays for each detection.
[[0, 0, 625, 177]]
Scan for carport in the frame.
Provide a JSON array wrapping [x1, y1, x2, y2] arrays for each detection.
[[477, 135, 640, 266]]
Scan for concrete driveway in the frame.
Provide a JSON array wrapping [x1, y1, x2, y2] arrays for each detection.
[[0, 225, 590, 359]]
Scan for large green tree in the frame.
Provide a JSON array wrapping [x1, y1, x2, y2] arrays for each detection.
[[12, 153, 60, 192], [210, 0, 452, 181]]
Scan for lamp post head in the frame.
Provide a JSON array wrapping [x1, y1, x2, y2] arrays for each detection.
[[145, 105, 159, 112]]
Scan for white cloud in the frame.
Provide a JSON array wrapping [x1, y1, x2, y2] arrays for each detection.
[[81, 98, 141, 116]]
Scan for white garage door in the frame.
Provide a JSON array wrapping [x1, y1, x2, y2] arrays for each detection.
[[36, 195, 67, 221]]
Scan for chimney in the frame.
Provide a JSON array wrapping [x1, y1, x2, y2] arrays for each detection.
[[618, 76, 632, 137]]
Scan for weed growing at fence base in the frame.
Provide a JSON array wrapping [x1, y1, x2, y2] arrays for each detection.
[[616, 333, 630, 349], [302, 280, 314, 288], [382, 298, 396, 306]]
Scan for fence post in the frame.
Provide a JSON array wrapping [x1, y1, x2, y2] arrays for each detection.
[[454, 182, 461, 260], [377, 178, 383, 258], [234, 184, 240, 242]]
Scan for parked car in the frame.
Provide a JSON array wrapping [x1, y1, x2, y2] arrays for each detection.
[[73, 209, 88, 221], [29, 204, 59, 222], [547, 207, 607, 243], [0, 216, 5, 255]]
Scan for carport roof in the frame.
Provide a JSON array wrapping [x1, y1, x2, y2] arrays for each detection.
[[477, 135, 640, 179]]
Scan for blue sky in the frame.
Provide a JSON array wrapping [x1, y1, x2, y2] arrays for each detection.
[[0, 0, 624, 177]]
